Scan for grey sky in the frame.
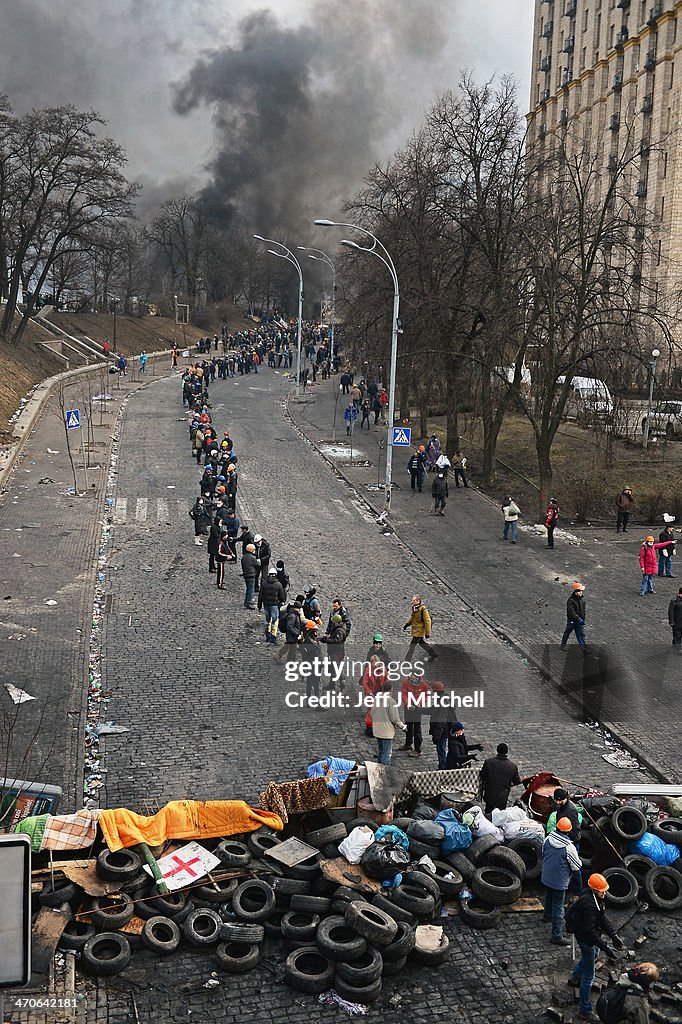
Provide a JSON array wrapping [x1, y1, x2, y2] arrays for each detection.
[[0, 1, 534, 215]]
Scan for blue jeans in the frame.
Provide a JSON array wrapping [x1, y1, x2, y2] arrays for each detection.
[[376, 738, 393, 765], [244, 577, 256, 607], [436, 735, 448, 770], [503, 520, 518, 542], [658, 554, 673, 576], [543, 886, 566, 940], [561, 619, 585, 648], [571, 943, 599, 1015], [263, 604, 279, 634], [640, 573, 655, 595]]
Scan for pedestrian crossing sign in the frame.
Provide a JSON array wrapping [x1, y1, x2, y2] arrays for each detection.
[[65, 409, 81, 429], [392, 426, 411, 446]]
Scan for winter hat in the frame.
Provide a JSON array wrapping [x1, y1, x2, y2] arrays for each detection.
[[452, 721, 465, 732], [267, 567, 277, 575], [553, 788, 568, 801], [276, 559, 285, 568]]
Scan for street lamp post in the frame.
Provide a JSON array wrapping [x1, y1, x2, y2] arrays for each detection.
[[315, 219, 400, 512], [642, 347, 661, 450], [254, 235, 304, 399], [111, 297, 120, 353], [297, 247, 337, 368]]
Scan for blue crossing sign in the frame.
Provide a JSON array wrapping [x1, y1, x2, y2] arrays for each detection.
[[65, 409, 81, 429], [392, 426, 411, 446]]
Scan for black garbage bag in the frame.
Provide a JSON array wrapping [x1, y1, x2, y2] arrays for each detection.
[[581, 796, 620, 818], [361, 841, 410, 880], [412, 801, 439, 821], [407, 820, 445, 843]]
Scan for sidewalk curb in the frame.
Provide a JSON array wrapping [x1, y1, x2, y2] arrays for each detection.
[[285, 393, 673, 785], [0, 348, 174, 491]]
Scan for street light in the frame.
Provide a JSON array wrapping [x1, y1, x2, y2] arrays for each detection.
[[254, 235, 304, 399], [315, 218, 400, 512], [642, 347, 661, 450], [110, 297, 120, 353], [297, 247, 337, 368]]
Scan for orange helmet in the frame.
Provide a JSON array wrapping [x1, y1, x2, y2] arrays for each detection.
[[588, 873, 609, 893], [645, 535, 655, 543], [557, 817, 572, 832], [304, 621, 317, 630], [572, 582, 585, 591]]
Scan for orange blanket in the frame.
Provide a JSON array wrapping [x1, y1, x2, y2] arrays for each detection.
[[99, 799, 283, 852]]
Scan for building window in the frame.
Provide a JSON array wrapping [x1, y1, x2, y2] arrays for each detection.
[[583, 7, 590, 32], [660, 195, 665, 219], [581, 45, 587, 70], [662, 151, 668, 178], [640, 0, 646, 23], [670, 62, 675, 89], [609, 23, 615, 46], [672, 18, 677, 44], [657, 239, 662, 266], [596, 12, 602, 45]]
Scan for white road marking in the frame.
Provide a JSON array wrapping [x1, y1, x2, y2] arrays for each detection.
[[135, 498, 148, 523], [113, 498, 127, 524]]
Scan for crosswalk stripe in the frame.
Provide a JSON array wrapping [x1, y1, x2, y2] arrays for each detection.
[[156, 498, 168, 523], [135, 498, 148, 523], [112, 497, 188, 526], [113, 497, 127, 524]]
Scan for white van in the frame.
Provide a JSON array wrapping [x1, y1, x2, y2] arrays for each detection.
[[556, 375, 614, 421]]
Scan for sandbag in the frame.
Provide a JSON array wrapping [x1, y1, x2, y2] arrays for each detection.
[[434, 809, 472, 853], [361, 841, 410, 880], [338, 826, 375, 865], [629, 832, 680, 866]]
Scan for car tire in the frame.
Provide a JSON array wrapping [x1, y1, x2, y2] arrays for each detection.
[[345, 817, 379, 834], [603, 868, 639, 907], [141, 916, 181, 955], [370, 893, 417, 928], [305, 823, 348, 848], [335, 946, 383, 986], [214, 839, 252, 868], [390, 884, 436, 921], [623, 854, 656, 888], [89, 893, 135, 930], [471, 866, 523, 906], [194, 877, 239, 905], [611, 806, 647, 842], [651, 818, 682, 848], [247, 830, 282, 859], [290, 894, 332, 915], [408, 836, 440, 859], [271, 877, 312, 901], [484, 845, 527, 882], [220, 921, 265, 944], [507, 837, 543, 880], [39, 880, 79, 909], [232, 879, 276, 922], [316, 915, 367, 962], [403, 869, 441, 901], [216, 941, 261, 973], [644, 866, 682, 910], [281, 911, 321, 946], [182, 907, 222, 946], [287, 853, 322, 881], [58, 920, 96, 952], [149, 892, 188, 917], [96, 848, 143, 883], [445, 851, 475, 882], [285, 946, 335, 993], [263, 910, 287, 937], [80, 933, 131, 976], [465, 835, 500, 865], [380, 920, 417, 962], [410, 933, 450, 965], [334, 975, 382, 1004], [382, 955, 407, 975], [344, 901, 397, 946], [459, 898, 502, 929]]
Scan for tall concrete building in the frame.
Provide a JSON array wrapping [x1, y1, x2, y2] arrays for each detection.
[[527, 0, 682, 333]]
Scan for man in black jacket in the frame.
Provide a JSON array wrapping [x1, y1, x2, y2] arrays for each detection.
[[277, 600, 305, 663], [240, 543, 260, 609], [569, 873, 624, 1022], [446, 721, 482, 769], [253, 534, 271, 592], [189, 497, 211, 545], [258, 567, 285, 643], [480, 743, 521, 813], [431, 472, 449, 516], [327, 599, 352, 637], [561, 582, 586, 650], [551, 788, 581, 846], [669, 586, 682, 648]]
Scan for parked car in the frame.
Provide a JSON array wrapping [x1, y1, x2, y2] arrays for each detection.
[[642, 400, 682, 438], [556, 375, 614, 423]]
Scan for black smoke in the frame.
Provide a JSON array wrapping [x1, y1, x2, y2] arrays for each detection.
[[172, 2, 448, 239]]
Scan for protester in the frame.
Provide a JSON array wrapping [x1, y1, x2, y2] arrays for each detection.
[[426, 433, 441, 471], [669, 585, 682, 649], [404, 594, 436, 661], [360, 655, 386, 737], [657, 524, 676, 578], [639, 535, 669, 595], [399, 672, 430, 757], [545, 498, 560, 549], [615, 487, 634, 533], [372, 681, 407, 766], [561, 583, 587, 651], [541, 817, 581, 946], [603, 963, 660, 1024], [452, 450, 469, 487], [241, 543, 260, 610], [502, 498, 521, 543], [568, 874, 624, 1022], [344, 403, 358, 436], [446, 721, 482, 768], [258, 566, 286, 644], [407, 447, 427, 492], [366, 633, 389, 666], [431, 472, 448, 516], [480, 743, 521, 813], [428, 681, 449, 769], [189, 496, 211, 545]]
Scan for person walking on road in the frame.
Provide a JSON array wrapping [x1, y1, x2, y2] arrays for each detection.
[[372, 681, 407, 766], [344, 403, 358, 436], [258, 566, 285, 643], [639, 535, 669, 595], [480, 743, 521, 814], [241, 543, 260, 609], [426, 434, 441, 472], [361, 656, 386, 736], [657, 524, 676, 578], [139, 350, 148, 374], [668, 586, 682, 650], [404, 594, 436, 661], [616, 487, 634, 533], [545, 498, 560, 549], [502, 498, 521, 543], [431, 472, 448, 515], [366, 633, 389, 666], [277, 599, 305, 662], [407, 448, 427, 492], [568, 874, 625, 1022], [399, 672, 430, 757], [541, 817, 581, 947], [561, 583, 587, 651], [452, 450, 469, 488], [435, 451, 451, 477]]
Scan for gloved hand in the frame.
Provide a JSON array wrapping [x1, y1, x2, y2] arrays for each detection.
[[612, 935, 625, 950], [604, 946, 620, 961], [473, 744, 484, 751]]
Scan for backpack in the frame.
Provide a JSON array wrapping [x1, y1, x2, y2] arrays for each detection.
[[595, 984, 628, 1023], [303, 596, 318, 620]]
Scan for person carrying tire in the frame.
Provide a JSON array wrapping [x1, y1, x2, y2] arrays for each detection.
[[561, 582, 587, 651], [567, 873, 625, 1023], [541, 817, 581, 947], [480, 742, 521, 814], [668, 586, 682, 649], [404, 594, 436, 662]]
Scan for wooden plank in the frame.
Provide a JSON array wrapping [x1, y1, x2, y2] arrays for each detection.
[[31, 858, 94, 877], [62, 863, 125, 897], [31, 905, 73, 975], [118, 914, 145, 936], [319, 857, 383, 895]]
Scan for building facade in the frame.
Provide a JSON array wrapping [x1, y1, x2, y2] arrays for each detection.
[[527, 0, 682, 335]]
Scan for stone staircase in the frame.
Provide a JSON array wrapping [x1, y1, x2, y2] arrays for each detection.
[[31, 308, 107, 368]]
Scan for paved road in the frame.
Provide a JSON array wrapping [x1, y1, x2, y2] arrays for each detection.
[[294, 381, 682, 783], [83, 365, 666, 1024]]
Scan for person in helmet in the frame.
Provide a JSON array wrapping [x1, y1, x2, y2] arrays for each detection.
[[257, 566, 285, 643], [561, 583, 587, 651], [639, 535, 670, 594], [253, 534, 271, 592], [366, 633, 389, 666], [302, 587, 322, 623], [568, 873, 625, 1022], [541, 816, 582, 946], [320, 613, 348, 690]]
